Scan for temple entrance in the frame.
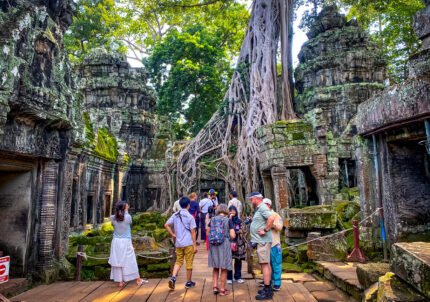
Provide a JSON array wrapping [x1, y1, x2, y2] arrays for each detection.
[[289, 167, 319, 207], [386, 138, 430, 241], [0, 161, 34, 277]]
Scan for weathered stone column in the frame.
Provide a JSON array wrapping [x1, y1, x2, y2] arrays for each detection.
[[271, 166, 289, 211], [261, 170, 275, 203], [38, 160, 58, 269], [55, 150, 78, 258]]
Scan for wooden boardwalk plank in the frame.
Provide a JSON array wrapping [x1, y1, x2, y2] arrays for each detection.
[[146, 278, 171, 302], [11, 282, 77, 302], [110, 282, 141, 302], [182, 278, 205, 302], [11, 284, 51, 301], [232, 281, 250, 302], [127, 279, 161, 302], [59, 281, 105, 302], [272, 281, 295, 302], [201, 278, 216, 302], [79, 281, 123, 302]]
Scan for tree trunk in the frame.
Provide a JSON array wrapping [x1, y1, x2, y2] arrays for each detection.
[[175, 0, 295, 195]]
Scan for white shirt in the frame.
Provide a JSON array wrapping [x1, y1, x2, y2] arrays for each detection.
[[228, 197, 243, 216], [173, 199, 181, 213]]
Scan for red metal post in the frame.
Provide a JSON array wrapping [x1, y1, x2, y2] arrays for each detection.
[[75, 245, 83, 281], [346, 220, 367, 263]]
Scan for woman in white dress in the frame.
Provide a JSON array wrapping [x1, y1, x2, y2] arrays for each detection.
[[109, 201, 147, 287]]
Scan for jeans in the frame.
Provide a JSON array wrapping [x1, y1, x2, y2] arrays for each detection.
[[227, 258, 242, 280], [194, 214, 199, 239], [270, 244, 282, 286], [200, 213, 207, 241]]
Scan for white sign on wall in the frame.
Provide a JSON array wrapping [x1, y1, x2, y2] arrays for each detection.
[[0, 256, 10, 284]]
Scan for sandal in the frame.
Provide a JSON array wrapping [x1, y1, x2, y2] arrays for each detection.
[[137, 279, 149, 285], [213, 287, 219, 294], [220, 289, 231, 296]]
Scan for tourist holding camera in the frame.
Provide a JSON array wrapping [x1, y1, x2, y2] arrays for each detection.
[[247, 192, 275, 300]]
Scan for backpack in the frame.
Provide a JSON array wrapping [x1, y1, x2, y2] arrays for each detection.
[[208, 216, 226, 246]]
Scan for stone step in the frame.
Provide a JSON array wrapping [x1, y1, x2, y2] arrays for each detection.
[[315, 261, 363, 301], [391, 242, 430, 299], [0, 278, 28, 298]]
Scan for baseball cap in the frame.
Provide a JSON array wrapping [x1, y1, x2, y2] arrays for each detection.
[[263, 198, 272, 206], [209, 189, 215, 194], [247, 192, 263, 199]]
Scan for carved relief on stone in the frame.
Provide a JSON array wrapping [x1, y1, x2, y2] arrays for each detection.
[[37, 160, 58, 269]]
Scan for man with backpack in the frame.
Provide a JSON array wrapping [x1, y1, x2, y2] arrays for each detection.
[[199, 192, 212, 242], [164, 197, 198, 290], [247, 192, 275, 300]]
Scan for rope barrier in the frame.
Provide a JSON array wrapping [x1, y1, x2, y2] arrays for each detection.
[[76, 251, 172, 261], [282, 207, 382, 250]]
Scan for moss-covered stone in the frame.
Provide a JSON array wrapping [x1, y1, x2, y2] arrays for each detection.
[[288, 206, 337, 231], [357, 263, 390, 289], [376, 272, 427, 302]]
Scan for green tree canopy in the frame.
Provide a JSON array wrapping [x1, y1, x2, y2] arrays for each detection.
[[337, 0, 425, 82], [64, 0, 125, 62], [145, 24, 234, 138]]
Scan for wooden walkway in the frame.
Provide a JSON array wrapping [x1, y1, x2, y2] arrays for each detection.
[[10, 244, 354, 302]]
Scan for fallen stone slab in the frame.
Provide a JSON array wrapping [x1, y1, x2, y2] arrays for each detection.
[[0, 278, 28, 298], [288, 206, 337, 231], [376, 272, 426, 302], [307, 231, 348, 262], [391, 242, 430, 299], [356, 262, 390, 289]]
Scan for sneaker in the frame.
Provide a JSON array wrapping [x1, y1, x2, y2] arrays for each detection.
[[168, 276, 176, 290], [258, 281, 265, 287], [185, 281, 196, 288], [233, 278, 244, 283], [196, 242, 200, 246], [256, 287, 273, 300], [273, 285, 281, 291], [220, 290, 231, 296], [227, 280, 232, 284]]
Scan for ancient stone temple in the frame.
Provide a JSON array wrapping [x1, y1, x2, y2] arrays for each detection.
[[257, 5, 386, 211], [353, 1, 430, 300], [0, 0, 82, 280], [69, 49, 169, 233], [0, 1, 170, 281]]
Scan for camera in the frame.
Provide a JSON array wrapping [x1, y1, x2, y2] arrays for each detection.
[[244, 217, 253, 224]]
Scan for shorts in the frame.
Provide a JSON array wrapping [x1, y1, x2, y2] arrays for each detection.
[[256, 243, 271, 264], [175, 245, 195, 270]]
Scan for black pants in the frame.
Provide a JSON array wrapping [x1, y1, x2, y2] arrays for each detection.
[[227, 258, 242, 280], [200, 213, 207, 241], [194, 214, 199, 239]]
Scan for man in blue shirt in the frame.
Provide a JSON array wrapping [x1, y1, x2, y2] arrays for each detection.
[[165, 197, 198, 290]]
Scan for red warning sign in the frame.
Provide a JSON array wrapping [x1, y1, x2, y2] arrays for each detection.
[[0, 256, 10, 284]]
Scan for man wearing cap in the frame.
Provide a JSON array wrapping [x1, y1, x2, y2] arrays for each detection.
[[208, 189, 218, 209], [227, 191, 242, 217], [261, 198, 283, 291], [247, 192, 275, 300]]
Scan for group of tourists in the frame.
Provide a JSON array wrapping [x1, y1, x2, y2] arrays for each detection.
[[107, 189, 283, 300], [165, 190, 283, 300]]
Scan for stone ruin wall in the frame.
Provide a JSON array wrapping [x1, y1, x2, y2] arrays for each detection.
[[257, 5, 386, 212], [0, 0, 170, 281], [0, 0, 82, 280], [356, 0, 430, 246]]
